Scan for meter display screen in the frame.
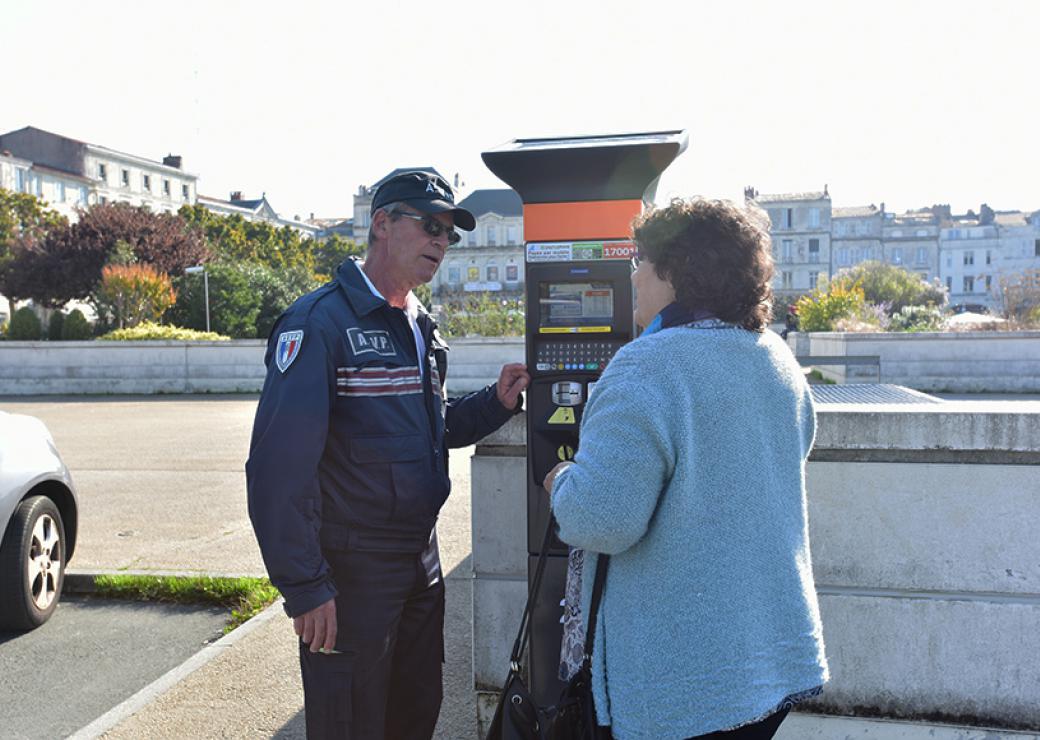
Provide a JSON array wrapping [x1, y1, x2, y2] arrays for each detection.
[[538, 282, 614, 333]]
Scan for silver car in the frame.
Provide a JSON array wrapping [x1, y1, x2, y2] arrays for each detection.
[[0, 411, 78, 630]]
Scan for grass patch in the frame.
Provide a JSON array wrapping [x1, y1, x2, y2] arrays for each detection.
[[93, 574, 280, 634]]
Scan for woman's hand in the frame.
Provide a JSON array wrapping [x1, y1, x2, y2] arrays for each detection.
[[542, 461, 574, 494]]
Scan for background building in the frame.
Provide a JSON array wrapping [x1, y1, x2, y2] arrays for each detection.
[[0, 126, 196, 215], [747, 186, 832, 305], [196, 191, 320, 237], [881, 207, 941, 281], [431, 189, 524, 299], [832, 204, 883, 273]]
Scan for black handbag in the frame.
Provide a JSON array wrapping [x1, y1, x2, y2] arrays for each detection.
[[485, 515, 611, 740]]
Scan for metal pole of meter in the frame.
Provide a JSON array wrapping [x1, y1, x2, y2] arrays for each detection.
[[185, 266, 210, 333]]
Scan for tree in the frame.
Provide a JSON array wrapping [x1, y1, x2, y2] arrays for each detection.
[[831, 261, 947, 315], [993, 268, 1040, 324], [0, 189, 67, 314], [92, 264, 177, 329], [314, 234, 364, 279], [1, 202, 209, 308]]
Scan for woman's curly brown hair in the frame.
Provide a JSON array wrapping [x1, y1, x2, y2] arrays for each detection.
[[632, 198, 775, 332]]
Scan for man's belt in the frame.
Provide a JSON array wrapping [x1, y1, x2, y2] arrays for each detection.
[[318, 520, 433, 553]]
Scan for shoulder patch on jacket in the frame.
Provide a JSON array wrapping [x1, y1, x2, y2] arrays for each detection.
[[276, 330, 304, 372]]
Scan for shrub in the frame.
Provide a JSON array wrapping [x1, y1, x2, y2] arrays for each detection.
[[93, 263, 177, 329], [48, 310, 65, 340], [793, 284, 866, 332], [889, 305, 945, 332], [436, 293, 524, 338], [61, 309, 93, 339], [831, 261, 947, 315], [98, 321, 230, 341], [8, 306, 43, 340]]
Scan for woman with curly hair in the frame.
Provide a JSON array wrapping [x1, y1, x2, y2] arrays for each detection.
[[543, 198, 828, 739]]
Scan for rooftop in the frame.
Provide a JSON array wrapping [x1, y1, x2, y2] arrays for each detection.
[[833, 205, 879, 219], [753, 190, 830, 204], [457, 188, 522, 218]]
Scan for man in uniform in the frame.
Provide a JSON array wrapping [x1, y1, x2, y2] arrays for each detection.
[[247, 171, 529, 739]]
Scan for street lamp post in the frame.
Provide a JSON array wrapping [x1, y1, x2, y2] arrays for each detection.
[[184, 265, 210, 333]]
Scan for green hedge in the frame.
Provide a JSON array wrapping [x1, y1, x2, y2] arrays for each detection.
[[98, 321, 230, 341]]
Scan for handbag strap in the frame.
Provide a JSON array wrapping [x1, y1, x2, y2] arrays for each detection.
[[507, 512, 613, 670], [582, 552, 609, 660], [507, 511, 557, 667]]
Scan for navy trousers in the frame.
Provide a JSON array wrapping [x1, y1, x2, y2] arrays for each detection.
[[299, 548, 445, 740]]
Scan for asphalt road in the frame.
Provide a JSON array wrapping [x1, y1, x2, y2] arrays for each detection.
[[0, 595, 227, 740]]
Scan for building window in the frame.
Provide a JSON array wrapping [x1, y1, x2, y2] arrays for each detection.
[[487, 226, 497, 246], [78, 186, 88, 204], [836, 247, 848, 265], [182, 183, 190, 200], [1035, 239, 1040, 257], [447, 266, 460, 284], [945, 254, 952, 268], [946, 276, 952, 291], [781, 239, 793, 262], [851, 247, 861, 264], [781, 271, 792, 289], [808, 239, 820, 263], [809, 271, 820, 289], [916, 247, 927, 265], [506, 225, 518, 245], [985, 274, 992, 291], [963, 276, 974, 293], [963, 251, 974, 266], [808, 208, 820, 228], [487, 265, 499, 282], [143, 174, 151, 191], [33, 175, 42, 196], [100, 196, 108, 205], [985, 250, 992, 265], [98, 163, 107, 181], [15, 168, 27, 192], [121, 169, 130, 187], [891, 247, 903, 265], [916, 229, 928, 237], [467, 265, 479, 281], [56, 182, 66, 202], [506, 264, 519, 282], [163, 179, 171, 195], [785, 208, 793, 229]]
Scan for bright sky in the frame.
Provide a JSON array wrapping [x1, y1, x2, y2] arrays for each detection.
[[5, 0, 1038, 221]]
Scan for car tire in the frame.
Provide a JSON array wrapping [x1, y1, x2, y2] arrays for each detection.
[[0, 496, 67, 630]]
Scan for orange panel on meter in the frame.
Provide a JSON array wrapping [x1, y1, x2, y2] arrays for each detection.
[[523, 200, 643, 242]]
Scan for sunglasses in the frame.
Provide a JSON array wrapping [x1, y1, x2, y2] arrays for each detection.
[[395, 211, 461, 245]]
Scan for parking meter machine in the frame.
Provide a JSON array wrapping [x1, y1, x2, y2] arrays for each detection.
[[482, 131, 688, 703]]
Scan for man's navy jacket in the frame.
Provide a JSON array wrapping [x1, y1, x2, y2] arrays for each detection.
[[246, 260, 516, 617]]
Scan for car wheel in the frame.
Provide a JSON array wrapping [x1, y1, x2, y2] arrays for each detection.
[[0, 495, 67, 630]]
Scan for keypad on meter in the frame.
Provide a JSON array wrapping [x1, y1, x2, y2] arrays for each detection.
[[535, 340, 625, 372]]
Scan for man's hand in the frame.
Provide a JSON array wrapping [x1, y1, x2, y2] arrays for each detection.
[[495, 363, 530, 410], [293, 597, 338, 653]]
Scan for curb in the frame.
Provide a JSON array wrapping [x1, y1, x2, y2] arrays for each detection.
[[63, 571, 283, 740]]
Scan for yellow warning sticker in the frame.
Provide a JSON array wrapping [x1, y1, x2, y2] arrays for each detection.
[[547, 407, 576, 425]]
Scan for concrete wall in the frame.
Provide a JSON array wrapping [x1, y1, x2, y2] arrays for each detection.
[[0, 337, 522, 396], [794, 330, 1040, 392], [471, 402, 1040, 737]]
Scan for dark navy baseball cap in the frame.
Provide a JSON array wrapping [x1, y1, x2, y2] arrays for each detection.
[[370, 171, 476, 231]]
